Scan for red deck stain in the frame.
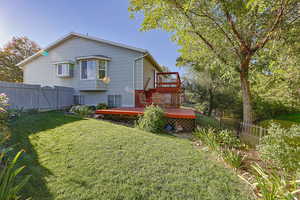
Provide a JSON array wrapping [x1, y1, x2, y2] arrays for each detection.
[[95, 107, 196, 119]]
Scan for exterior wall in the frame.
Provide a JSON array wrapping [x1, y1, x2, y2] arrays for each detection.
[[143, 58, 157, 90], [23, 36, 144, 107]]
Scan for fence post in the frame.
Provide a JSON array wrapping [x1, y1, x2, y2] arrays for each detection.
[[56, 87, 59, 110]]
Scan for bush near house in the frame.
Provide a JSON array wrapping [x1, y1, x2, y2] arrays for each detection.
[[136, 105, 166, 133], [96, 103, 108, 110], [69, 105, 94, 117]]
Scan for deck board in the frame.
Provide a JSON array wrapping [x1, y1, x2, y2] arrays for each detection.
[[95, 107, 196, 119]]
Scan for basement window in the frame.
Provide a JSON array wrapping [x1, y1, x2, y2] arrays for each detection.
[[108, 95, 122, 108]]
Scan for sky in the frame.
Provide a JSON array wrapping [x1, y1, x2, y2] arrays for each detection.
[[0, 0, 186, 74]]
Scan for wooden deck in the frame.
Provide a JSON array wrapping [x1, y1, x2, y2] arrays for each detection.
[[95, 107, 196, 119]]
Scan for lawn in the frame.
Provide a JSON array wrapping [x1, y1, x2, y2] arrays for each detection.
[[259, 113, 300, 128], [10, 112, 252, 200]]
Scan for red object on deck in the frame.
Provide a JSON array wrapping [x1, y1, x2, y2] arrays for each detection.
[[95, 107, 196, 119], [135, 72, 183, 108]]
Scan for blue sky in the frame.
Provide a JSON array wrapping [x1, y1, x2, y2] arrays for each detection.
[[0, 0, 185, 74]]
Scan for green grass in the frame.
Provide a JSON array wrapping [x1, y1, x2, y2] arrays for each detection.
[[258, 113, 300, 128], [10, 112, 252, 200]]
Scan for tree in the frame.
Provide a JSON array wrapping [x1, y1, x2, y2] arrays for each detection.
[[180, 56, 240, 116], [129, 0, 300, 123], [0, 37, 40, 82]]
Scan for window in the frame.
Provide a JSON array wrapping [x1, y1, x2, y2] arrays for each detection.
[[74, 95, 85, 105], [98, 60, 107, 79], [108, 95, 122, 108], [81, 60, 108, 80], [80, 60, 96, 80], [56, 63, 73, 77]]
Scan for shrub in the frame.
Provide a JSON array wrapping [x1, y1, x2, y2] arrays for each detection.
[[194, 128, 220, 151], [252, 164, 299, 200], [0, 151, 31, 200], [221, 149, 245, 169], [88, 105, 96, 111], [252, 97, 296, 121], [195, 114, 221, 129], [217, 129, 241, 149], [259, 124, 300, 175], [96, 103, 108, 110], [0, 93, 9, 107], [194, 128, 241, 150], [70, 105, 94, 117], [0, 107, 9, 122], [136, 105, 166, 133]]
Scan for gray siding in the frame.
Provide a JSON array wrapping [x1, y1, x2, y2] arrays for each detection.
[[143, 58, 156, 90], [23, 36, 144, 107]]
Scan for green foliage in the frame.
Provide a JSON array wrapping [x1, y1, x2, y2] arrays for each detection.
[[96, 103, 108, 110], [0, 151, 31, 200], [70, 105, 94, 117], [7, 108, 24, 121], [221, 149, 245, 169], [251, 164, 299, 200], [252, 97, 297, 121], [0, 108, 9, 122], [217, 130, 241, 149], [0, 37, 40, 82], [259, 120, 298, 129], [259, 124, 300, 175], [195, 128, 241, 150], [194, 128, 220, 151], [183, 66, 240, 116], [136, 105, 166, 133], [195, 113, 221, 129], [259, 113, 300, 129]]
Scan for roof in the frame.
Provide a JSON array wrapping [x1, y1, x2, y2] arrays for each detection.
[[17, 32, 162, 71]]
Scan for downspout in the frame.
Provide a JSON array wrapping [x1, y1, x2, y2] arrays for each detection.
[[133, 53, 148, 90], [133, 53, 148, 106]]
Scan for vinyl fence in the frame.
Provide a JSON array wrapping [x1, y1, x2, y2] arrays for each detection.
[[0, 81, 75, 110]]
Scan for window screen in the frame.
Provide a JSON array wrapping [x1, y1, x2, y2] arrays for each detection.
[[108, 95, 122, 108]]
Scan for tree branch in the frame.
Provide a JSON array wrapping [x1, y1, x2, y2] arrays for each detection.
[[222, 6, 251, 53], [187, 9, 242, 60], [253, 0, 286, 51]]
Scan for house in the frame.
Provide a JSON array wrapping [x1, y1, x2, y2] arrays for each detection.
[[17, 32, 162, 107]]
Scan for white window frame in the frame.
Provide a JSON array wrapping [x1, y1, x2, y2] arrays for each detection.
[[56, 63, 71, 77], [97, 60, 108, 80], [80, 59, 108, 80], [80, 60, 96, 80]]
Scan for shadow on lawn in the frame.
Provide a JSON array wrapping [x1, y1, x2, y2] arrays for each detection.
[[9, 111, 84, 200]]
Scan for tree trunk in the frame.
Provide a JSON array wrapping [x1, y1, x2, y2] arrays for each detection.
[[208, 88, 213, 116], [240, 55, 253, 124]]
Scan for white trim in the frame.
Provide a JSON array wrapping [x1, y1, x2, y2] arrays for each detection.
[[76, 55, 111, 61], [56, 63, 71, 77], [52, 60, 74, 65], [97, 60, 108, 79]]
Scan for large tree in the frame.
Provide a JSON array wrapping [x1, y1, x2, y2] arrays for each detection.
[[0, 37, 40, 82], [129, 0, 300, 123]]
